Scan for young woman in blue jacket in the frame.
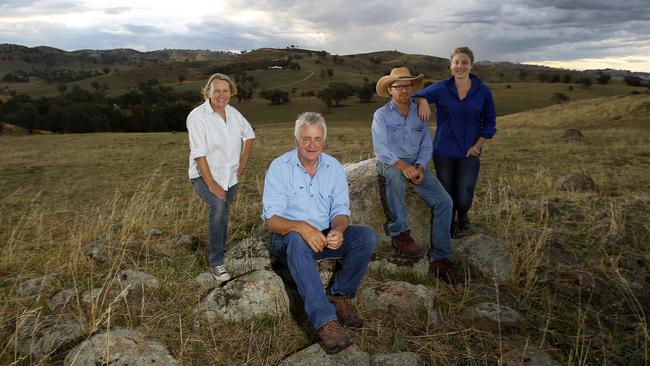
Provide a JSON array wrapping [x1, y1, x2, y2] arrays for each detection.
[[413, 47, 496, 235]]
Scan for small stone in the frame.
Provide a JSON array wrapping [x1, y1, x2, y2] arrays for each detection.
[[502, 345, 560, 366], [561, 128, 584, 140], [81, 288, 103, 305], [460, 302, 523, 334], [48, 289, 76, 312], [194, 272, 219, 292], [175, 234, 200, 249], [113, 269, 160, 290], [16, 274, 58, 297], [145, 228, 163, 237], [554, 173, 596, 192], [83, 239, 109, 263]]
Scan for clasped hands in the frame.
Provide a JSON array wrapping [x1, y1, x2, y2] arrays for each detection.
[[300, 224, 344, 253]]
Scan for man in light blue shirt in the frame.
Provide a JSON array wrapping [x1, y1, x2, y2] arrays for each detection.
[[262, 112, 376, 354], [372, 67, 458, 285]]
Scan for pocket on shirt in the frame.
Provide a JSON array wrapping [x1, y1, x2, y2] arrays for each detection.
[[317, 191, 332, 213]]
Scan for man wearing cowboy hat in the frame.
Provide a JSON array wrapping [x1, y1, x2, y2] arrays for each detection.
[[371, 67, 459, 285]]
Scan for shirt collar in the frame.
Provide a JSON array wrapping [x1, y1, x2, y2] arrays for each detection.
[[286, 149, 328, 172], [388, 99, 417, 113]]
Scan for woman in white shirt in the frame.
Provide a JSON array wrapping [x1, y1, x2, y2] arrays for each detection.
[[187, 73, 255, 282]]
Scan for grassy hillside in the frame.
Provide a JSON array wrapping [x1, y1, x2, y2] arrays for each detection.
[[1, 95, 648, 364]]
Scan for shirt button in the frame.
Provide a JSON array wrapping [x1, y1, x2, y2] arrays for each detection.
[[310, 194, 314, 197]]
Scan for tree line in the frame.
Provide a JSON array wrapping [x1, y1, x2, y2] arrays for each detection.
[[0, 80, 200, 134]]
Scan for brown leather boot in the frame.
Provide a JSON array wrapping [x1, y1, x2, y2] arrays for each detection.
[[317, 320, 352, 354], [328, 294, 363, 328], [431, 260, 461, 285], [391, 230, 423, 257]]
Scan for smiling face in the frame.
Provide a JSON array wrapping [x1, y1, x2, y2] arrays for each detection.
[[387, 80, 414, 105], [451, 52, 472, 80], [208, 79, 232, 111], [295, 123, 325, 167]]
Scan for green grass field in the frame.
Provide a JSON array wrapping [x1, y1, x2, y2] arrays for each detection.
[[1, 93, 648, 364]]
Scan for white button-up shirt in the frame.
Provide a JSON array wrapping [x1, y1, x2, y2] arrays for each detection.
[[187, 100, 255, 190]]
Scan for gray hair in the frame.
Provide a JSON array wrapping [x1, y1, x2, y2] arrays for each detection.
[[294, 112, 327, 140]]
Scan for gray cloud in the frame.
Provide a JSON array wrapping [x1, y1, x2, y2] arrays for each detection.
[[0, 0, 648, 70]]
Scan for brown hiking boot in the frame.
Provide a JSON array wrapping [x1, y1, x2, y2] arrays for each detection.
[[391, 230, 423, 257], [431, 260, 461, 285], [328, 294, 363, 328], [317, 320, 353, 354]]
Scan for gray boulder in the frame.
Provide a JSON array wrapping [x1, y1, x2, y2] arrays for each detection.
[[460, 302, 523, 334], [279, 344, 370, 366], [371, 352, 419, 366], [64, 328, 178, 366], [554, 173, 596, 192], [502, 345, 560, 366], [358, 281, 434, 314], [344, 158, 432, 249], [16, 314, 82, 361], [224, 236, 276, 277], [193, 269, 290, 325], [453, 233, 513, 284], [16, 274, 58, 297], [48, 289, 76, 312]]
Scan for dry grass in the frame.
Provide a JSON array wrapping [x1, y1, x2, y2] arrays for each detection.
[[0, 95, 649, 365]]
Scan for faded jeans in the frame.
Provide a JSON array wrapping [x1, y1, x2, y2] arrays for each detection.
[[377, 160, 453, 261], [191, 177, 238, 268], [271, 225, 376, 329]]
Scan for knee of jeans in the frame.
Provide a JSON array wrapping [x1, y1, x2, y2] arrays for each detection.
[[285, 232, 312, 258]]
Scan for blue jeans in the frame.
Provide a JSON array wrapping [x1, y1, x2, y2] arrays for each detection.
[[271, 225, 376, 330], [432, 154, 480, 220], [377, 160, 453, 261], [191, 177, 238, 268]]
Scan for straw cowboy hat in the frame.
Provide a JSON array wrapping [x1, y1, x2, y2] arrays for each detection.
[[375, 67, 424, 97]]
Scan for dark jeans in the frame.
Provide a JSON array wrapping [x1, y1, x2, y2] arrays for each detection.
[[271, 225, 376, 329], [432, 154, 480, 220], [191, 177, 238, 268]]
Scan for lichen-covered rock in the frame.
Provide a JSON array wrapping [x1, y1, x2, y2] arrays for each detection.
[[193, 269, 290, 325], [344, 158, 432, 249], [48, 289, 76, 312], [554, 173, 596, 192], [194, 272, 220, 292], [279, 344, 370, 366], [453, 233, 513, 284], [113, 269, 160, 290], [16, 274, 58, 297], [502, 345, 560, 366], [460, 302, 523, 334], [224, 236, 276, 277], [368, 256, 430, 277], [16, 314, 82, 361], [64, 328, 178, 366], [371, 352, 419, 366], [358, 281, 434, 313]]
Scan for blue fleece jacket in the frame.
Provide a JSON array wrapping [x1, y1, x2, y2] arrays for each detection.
[[412, 74, 496, 159]]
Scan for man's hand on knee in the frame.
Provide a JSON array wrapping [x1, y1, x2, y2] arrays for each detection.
[[326, 229, 344, 250]]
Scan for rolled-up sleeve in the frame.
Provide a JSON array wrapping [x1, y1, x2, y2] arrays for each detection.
[[480, 88, 497, 138], [372, 110, 399, 166], [187, 113, 207, 160], [261, 160, 287, 221], [238, 112, 256, 140], [329, 165, 351, 222]]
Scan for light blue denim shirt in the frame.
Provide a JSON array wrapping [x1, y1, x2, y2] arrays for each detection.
[[262, 149, 351, 230], [371, 100, 433, 167]]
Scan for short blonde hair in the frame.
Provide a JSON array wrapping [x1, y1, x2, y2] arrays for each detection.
[[202, 73, 238, 100], [450, 47, 475, 65]]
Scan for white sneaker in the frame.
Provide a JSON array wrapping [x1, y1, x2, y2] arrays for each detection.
[[211, 265, 231, 282]]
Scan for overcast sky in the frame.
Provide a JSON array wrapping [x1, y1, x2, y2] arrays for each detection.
[[1, 0, 649, 72]]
